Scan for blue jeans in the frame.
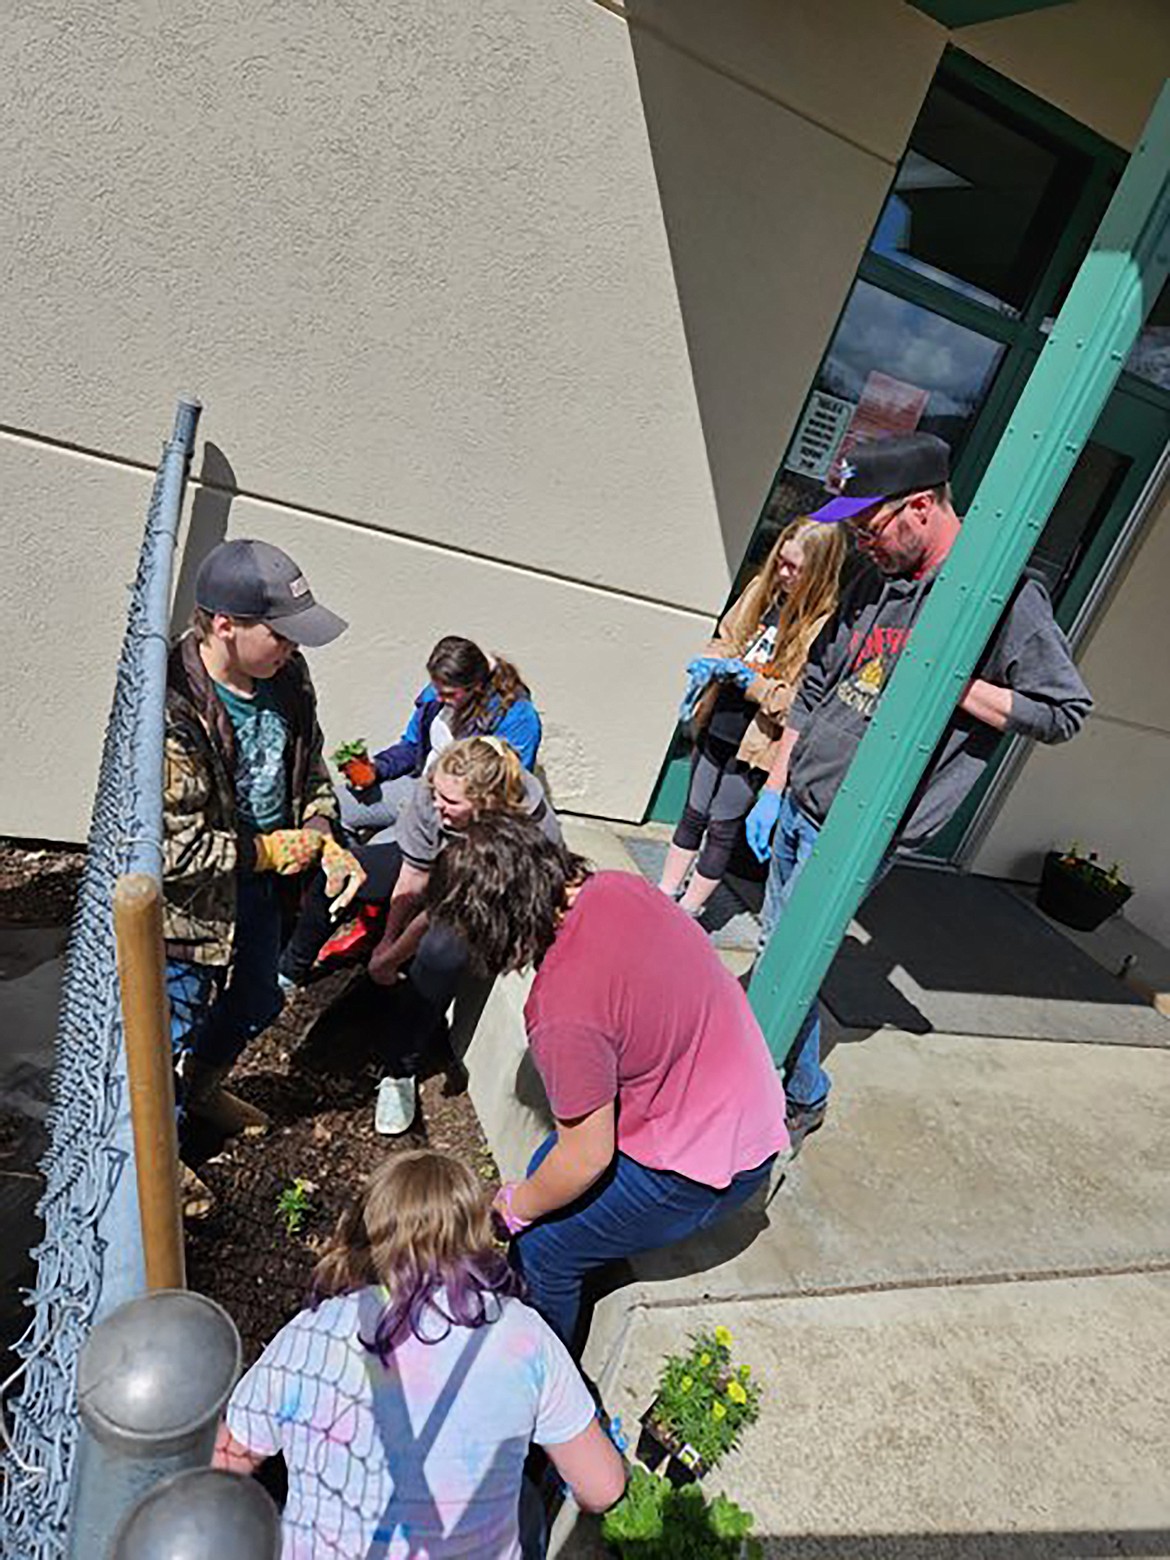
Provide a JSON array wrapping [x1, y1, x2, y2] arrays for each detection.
[[167, 874, 284, 1134], [757, 793, 827, 1111], [758, 792, 894, 1111], [514, 1135, 774, 1350]]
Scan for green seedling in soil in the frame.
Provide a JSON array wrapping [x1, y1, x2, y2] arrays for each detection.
[[277, 1177, 316, 1235]]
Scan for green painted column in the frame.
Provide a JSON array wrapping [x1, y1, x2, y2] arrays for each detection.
[[749, 81, 1170, 1064]]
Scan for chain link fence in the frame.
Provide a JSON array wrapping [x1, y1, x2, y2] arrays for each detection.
[[0, 398, 201, 1558]]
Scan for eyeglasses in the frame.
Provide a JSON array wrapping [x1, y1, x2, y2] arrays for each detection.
[[846, 499, 908, 544]]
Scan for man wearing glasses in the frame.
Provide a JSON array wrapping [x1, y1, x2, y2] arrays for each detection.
[[745, 431, 1091, 1147]]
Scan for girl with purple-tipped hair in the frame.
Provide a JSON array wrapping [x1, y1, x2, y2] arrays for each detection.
[[214, 1150, 624, 1558]]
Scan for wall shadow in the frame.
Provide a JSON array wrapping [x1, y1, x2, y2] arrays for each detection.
[[622, 3, 882, 580], [170, 442, 238, 635]]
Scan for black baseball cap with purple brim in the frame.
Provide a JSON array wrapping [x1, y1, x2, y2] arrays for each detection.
[[809, 432, 951, 524], [195, 539, 348, 647]]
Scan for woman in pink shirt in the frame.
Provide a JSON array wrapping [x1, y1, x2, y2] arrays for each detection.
[[428, 814, 789, 1351]]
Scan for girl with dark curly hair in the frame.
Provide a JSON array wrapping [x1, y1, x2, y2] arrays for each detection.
[[427, 815, 789, 1353]]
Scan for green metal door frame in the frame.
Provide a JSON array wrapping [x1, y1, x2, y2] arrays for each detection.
[[749, 80, 1170, 1064]]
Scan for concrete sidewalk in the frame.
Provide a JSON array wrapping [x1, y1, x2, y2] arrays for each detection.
[[460, 818, 1170, 1558]]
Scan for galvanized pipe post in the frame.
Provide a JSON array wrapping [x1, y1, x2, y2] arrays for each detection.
[[112, 1469, 280, 1560], [67, 1289, 241, 1560], [99, 393, 203, 1317], [750, 83, 1170, 1061]]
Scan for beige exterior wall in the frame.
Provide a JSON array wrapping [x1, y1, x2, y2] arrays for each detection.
[[1, 0, 942, 837], [4, 0, 1170, 843], [973, 480, 1170, 946]]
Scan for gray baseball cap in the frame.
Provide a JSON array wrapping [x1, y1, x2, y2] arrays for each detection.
[[194, 539, 347, 647]]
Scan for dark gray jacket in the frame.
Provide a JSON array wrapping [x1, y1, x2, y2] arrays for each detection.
[[786, 566, 1092, 848]]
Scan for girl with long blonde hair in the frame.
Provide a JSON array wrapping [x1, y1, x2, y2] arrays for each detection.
[[659, 517, 847, 915], [280, 738, 562, 1134], [216, 1150, 624, 1557]]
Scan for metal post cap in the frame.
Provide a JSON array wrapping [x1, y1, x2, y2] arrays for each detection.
[[112, 1468, 280, 1560], [78, 1289, 241, 1456]]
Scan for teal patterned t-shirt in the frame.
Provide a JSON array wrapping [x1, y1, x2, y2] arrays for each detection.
[[212, 678, 291, 832]]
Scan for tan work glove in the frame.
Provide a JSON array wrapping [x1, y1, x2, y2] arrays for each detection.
[[254, 828, 327, 875], [321, 838, 366, 918]]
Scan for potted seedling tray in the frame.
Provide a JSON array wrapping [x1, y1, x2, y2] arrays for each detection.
[[1038, 847, 1133, 932]]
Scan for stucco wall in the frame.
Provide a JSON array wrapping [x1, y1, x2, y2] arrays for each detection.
[[8, 0, 1170, 841], [1, 0, 944, 836], [973, 481, 1170, 946]]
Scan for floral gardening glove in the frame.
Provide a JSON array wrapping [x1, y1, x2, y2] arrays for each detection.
[[321, 838, 366, 917], [254, 828, 327, 876]]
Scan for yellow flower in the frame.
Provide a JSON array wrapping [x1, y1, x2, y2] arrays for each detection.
[[726, 1380, 748, 1405], [739, 1364, 751, 1381], [712, 1401, 727, 1420], [699, 1352, 712, 1367], [714, 1325, 733, 1348], [680, 1376, 693, 1392]]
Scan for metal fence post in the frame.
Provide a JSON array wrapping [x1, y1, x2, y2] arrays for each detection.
[[112, 1469, 280, 1560], [67, 1289, 241, 1560], [0, 397, 202, 1560]]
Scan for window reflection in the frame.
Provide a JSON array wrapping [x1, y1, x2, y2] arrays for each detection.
[[738, 280, 1007, 582], [1125, 273, 1170, 392], [872, 80, 1089, 315]]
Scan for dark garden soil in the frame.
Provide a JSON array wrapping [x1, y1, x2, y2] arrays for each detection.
[[0, 839, 500, 1369], [0, 839, 85, 927], [184, 974, 500, 1363]]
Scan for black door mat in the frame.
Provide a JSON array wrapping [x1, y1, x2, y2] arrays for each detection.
[[822, 866, 1170, 1046]]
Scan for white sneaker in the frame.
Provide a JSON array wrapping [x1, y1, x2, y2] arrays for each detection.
[[375, 1075, 417, 1135]]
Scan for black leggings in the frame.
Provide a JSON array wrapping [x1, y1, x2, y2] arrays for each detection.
[[671, 740, 760, 881], [280, 842, 469, 1076]]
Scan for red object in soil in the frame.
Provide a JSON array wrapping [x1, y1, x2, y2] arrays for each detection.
[[317, 903, 385, 969]]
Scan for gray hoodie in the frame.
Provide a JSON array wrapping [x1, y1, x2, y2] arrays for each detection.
[[786, 566, 1092, 848]]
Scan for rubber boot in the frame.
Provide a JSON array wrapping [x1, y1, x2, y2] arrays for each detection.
[[184, 1058, 271, 1139]]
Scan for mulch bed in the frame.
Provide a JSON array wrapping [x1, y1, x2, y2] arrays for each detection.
[[0, 840, 85, 928], [0, 838, 499, 1367]]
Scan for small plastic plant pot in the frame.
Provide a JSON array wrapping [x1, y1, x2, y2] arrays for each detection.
[[342, 757, 377, 790], [636, 1403, 706, 1486]]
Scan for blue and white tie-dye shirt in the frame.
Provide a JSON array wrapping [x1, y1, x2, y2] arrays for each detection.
[[212, 678, 290, 833], [225, 1287, 595, 1559]]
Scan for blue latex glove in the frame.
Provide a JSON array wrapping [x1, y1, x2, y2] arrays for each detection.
[[746, 789, 782, 863], [685, 656, 725, 683], [720, 658, 755, 689]]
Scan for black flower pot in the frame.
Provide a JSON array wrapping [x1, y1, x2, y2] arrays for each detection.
[[636, 1404, 706, 1486], [1037, 852, 1133, 932], [635, 1420, 669, 1474]]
